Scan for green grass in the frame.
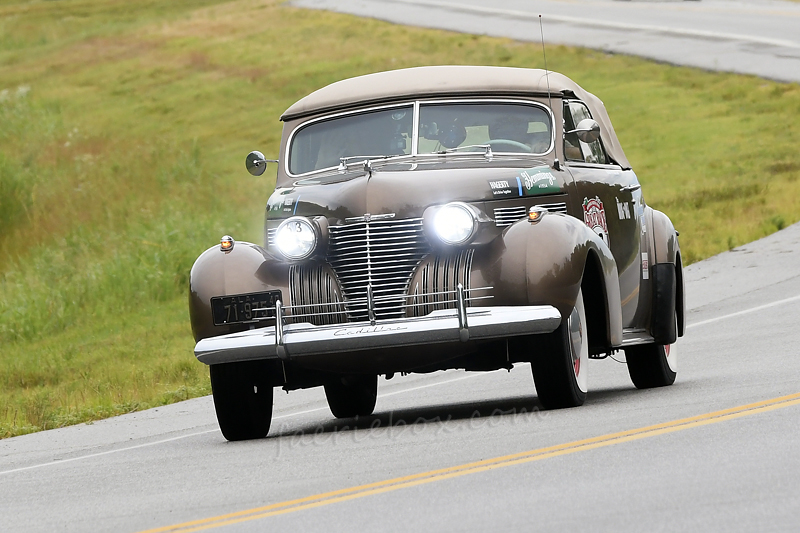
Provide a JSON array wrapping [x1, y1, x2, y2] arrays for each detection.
[[1, 0, 799, 437]]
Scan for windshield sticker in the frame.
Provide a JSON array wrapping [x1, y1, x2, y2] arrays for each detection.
[[520, 167, 559, 196], [583, 196, 610, 247], [642, 253, 649, 280], [488, 179, 520, 198]]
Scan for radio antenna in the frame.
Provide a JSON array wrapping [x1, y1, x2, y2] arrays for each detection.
[[539, 15, 560, 171]]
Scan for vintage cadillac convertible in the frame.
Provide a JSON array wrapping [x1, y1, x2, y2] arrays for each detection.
[[189, 66, 685, 441]]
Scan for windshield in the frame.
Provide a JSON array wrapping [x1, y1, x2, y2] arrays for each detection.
[[289, 105, 414, 174], [287, 101, 552, 175], [418, 103, 551, 155]]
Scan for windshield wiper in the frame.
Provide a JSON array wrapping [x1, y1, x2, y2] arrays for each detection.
[[337, 154, 415, 176], [338, 154, 394, 171], [436, 144, 494, 161]]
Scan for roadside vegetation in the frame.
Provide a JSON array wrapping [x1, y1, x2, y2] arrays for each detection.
[[1, 0, 798, 438]]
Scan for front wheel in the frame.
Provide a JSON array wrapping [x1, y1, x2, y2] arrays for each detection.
[[210, 360, 274, 441], [530, 288, 589, 409], [324, 374, 378, 418]]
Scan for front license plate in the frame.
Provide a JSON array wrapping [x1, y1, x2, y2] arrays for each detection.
[[211, 291, 282, 326]]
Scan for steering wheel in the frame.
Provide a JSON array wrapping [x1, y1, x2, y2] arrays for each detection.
[[487, 139, 532, 153]]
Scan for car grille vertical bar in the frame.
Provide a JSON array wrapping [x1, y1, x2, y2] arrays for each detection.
[[327, 218, 430, 321]]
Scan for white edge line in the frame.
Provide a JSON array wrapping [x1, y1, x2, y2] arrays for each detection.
[[0, 430, 219, 476], [388, 0, 800, 49], [0, 373, 485, 476], [688, 294, 800, 329]]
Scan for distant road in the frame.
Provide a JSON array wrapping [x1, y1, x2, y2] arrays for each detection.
[[293, 0, 800, 83]]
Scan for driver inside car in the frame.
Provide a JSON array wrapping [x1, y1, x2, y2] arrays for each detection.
[[488, 115, 537, 153]]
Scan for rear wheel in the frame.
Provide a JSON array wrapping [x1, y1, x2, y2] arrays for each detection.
[[210, 360, 274, 441], [626, 339, 677, 389], [531, 288, 589, 409], [324, 374, 378, 418]]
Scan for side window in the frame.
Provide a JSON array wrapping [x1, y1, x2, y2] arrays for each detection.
[[563, 102, 583, 162], [564, 101, 608, 165]]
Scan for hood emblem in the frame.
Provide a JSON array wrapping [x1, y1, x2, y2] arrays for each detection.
[[345, 213, 396, 224]]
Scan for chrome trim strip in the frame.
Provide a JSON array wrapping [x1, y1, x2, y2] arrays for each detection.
[[345, 213, 397, 223], [412, 100, 420, 156], [274, 300, 287, 360], [493, 202, 568, 227], [456, 283, 469, 342], [619, 329, 655, 347]]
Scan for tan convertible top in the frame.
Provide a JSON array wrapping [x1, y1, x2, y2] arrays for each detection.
[[281, 65, 630, 169]]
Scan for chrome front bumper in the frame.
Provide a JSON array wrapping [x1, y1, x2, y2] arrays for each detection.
[[194, 305, 562, 365]]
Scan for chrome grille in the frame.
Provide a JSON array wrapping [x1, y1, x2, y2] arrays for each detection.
[[288, 264, 347, 326], [407, 249, 474, 317], [267, 228, 277, 248], [493, 206, 527, 227], [327, 218, 430, 321], [539, 202, 568, 214], [493, 202, 568, 227]]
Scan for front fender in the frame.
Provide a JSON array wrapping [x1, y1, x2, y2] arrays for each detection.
[[471, 213, 622, 347], [189, 242, 289, 342]]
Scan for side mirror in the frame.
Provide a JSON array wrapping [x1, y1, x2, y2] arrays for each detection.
[[245, 150, 278, 176], [566, 119, 601, 144]]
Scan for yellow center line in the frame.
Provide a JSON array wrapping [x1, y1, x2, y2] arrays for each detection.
[[139, 391, 800, 533]]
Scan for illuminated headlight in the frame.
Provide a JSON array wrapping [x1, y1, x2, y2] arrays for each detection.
[[433, 202, 478, 246], [274, 217, 317, 260]]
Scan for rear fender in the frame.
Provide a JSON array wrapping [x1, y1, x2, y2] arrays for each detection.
[[649, 209, 683, 342], [650, 209, 680, 265]]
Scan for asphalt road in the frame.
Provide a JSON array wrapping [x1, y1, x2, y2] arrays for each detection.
[[1, 221, 799, 531], [293, 0, 800, 83]]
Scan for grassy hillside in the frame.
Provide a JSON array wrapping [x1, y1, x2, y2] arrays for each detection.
[[1, 0, 799, 437]]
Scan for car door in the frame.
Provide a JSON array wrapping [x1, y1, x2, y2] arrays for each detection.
[[563, 100, 645, 328]]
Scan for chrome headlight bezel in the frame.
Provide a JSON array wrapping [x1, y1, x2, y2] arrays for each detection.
[[274, 216, 318, 260], [432, 202, 479, 246]]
